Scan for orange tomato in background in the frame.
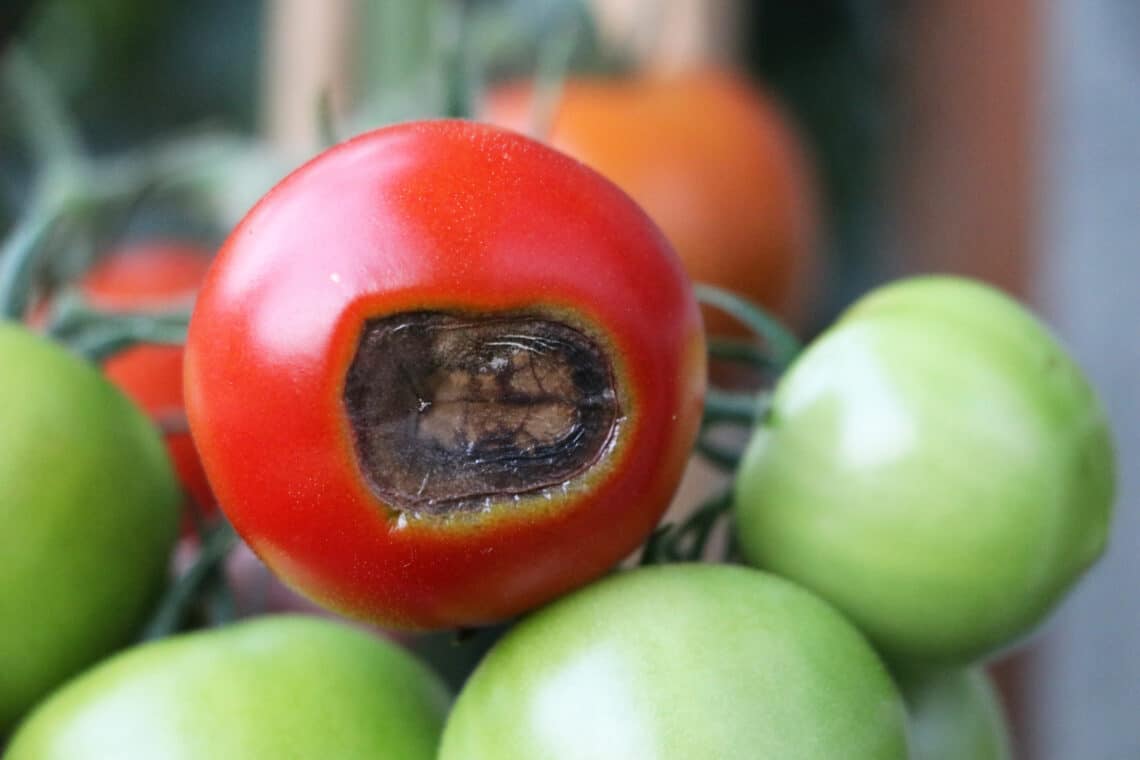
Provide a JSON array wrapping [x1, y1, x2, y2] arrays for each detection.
[[484, 68, 823, 336], [80, 241, 216, 519]]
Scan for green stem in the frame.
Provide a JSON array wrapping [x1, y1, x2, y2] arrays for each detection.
[[183, 490, 212, 543], [0, 195, 63, 319], [694, 435, 743, 470], [694, 284, 802, 369], [141, 520, 237, 641], [703, 387, 765, 426], [46, 296, 191, 361], [676, 489, 734, 561], [641, 489, 735, 564], [697, 389, 770, 469], [638, 523, 674, 566], [317, 89, 339, 148], [440, 0, 475, 119], [68, 314, 190, 363], [0, 157, 178, 321], [203, 567, 237, 626], [249, 561, 274, 617], [2, 45, 84, 174], [706, 336, 780, 371], [527, 17, 579, 138], [1, 52, 240, 322], [0, 50, 86, 314]]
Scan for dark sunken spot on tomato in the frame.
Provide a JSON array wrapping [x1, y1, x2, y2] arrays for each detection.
[[343, 311, 620, 516]]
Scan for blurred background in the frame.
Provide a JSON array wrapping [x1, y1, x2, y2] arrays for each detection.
[[1, 1, 1136, 757]]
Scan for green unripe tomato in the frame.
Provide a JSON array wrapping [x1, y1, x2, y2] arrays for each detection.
[[0, 322, 180, 732], [440, 564, 909, 760], [734, 276, 1114, 664], [5, 615, 451, 759], [900, 667, 1012, 760]]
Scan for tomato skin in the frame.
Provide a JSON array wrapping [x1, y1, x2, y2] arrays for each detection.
[[484, 69, 822, 334], [184, 120, 706, 630], [734, 276, 1115, 664], [102, 348, 214, 515], [439, 564, 909, 759], [0, 322, 179, 733], [80, 241, 210, 310], [5, 615, 450, 759], [900, 667, 1012, 760], [81, 242, 216, 516]]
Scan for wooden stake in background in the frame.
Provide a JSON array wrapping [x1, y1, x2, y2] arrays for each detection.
[[590, 0, 741, 73], [263, 0, 352, 155]]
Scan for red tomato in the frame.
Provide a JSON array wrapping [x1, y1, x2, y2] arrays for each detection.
[[484, 69, 822, 335], [81, 242, 216, 518], [184, 121, 706, 630], [81, 243, 211, 309]]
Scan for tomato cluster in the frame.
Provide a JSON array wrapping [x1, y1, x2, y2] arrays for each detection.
[[81, 242, 217, 519], [2, 118, 1114, 758]]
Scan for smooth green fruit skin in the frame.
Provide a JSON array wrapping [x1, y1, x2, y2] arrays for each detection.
[[439, 564, 909, 760], [5, 615, 451, 759], [0, 322, 180, 732], [901, 667, 1012, 760], [734, 276, 1115, 665]]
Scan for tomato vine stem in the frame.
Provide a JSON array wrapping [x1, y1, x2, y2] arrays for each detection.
[[45, 297, 191, 362], [1, 45, 84, 177], [1, 50, 254, 321], [640, 488, 734, 565], [317, 88, 340, 148], [640, 289, 796, 564], [441, 0, 476, 119], [0, 196, 66, 319], [0, 152, 209, 321], [693, 435, 744, 470], [694, 283, 802, 369], [703, 386, 766, 426], [527, 14, 579, 139], [697, 389, 770, 470], [706, 336, 781, 371], [141, 519, 237, 641]]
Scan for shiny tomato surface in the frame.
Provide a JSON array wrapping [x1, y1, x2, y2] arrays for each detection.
[[185, 121, 706, 629], [6, 616, 450, 759], [82, 242, 216, 514], [733, 277, 1114, 663], [0, 323, 179, 733], [484, 69, 822, 334], [439, 565, 908, 760]]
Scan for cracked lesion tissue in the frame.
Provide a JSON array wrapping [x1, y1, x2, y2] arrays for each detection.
[[344, 311, 620, 515]]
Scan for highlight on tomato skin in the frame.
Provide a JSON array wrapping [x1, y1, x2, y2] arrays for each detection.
[[4, 616, 451, 760], [483, 68, 823, 337], [438, 565, 910, 760], [733, 276, 1115, 665], [184, 119, 707, 631]]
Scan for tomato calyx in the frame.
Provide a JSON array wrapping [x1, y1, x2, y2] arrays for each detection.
[[345, 309, 621, 517]]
